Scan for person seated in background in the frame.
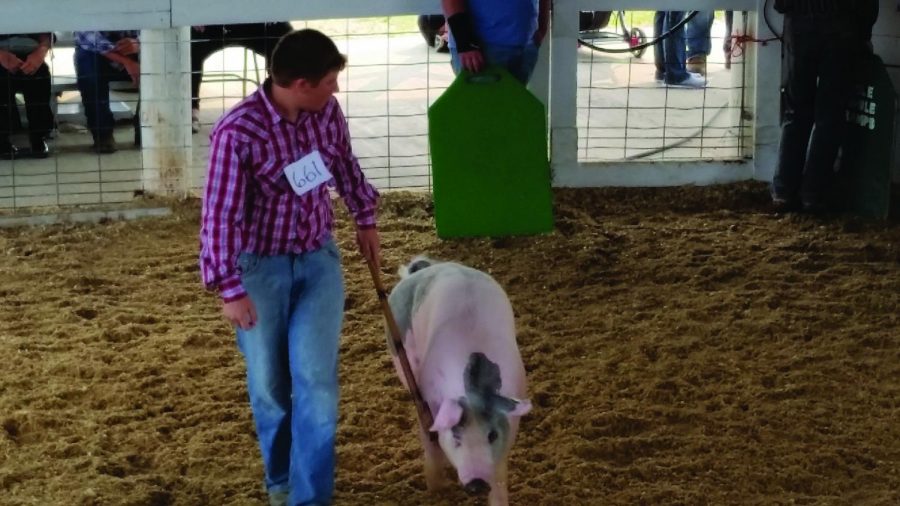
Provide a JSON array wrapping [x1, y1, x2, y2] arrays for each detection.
[[190, 22, 293, 133], [0, 32, 53, 159], [73, 30, 140, 154]]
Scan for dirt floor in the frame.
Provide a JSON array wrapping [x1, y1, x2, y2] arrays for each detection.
[[1, 182, 899, 506]]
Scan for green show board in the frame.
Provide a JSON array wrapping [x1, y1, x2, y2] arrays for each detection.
[[428, 67, 554, 238]]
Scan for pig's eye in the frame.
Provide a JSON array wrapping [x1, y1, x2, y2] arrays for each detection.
[[488, 430, 498, 444]]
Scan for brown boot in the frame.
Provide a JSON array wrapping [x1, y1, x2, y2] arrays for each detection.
[[686, 55, 707, 76], [93, 134, 117, 154]]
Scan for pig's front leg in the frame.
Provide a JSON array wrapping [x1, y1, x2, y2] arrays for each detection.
[[419, 430, 449, 492], [488, 458, 509, 506]]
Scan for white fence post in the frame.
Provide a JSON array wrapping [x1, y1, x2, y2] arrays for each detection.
[[139, 27, 192, 197]]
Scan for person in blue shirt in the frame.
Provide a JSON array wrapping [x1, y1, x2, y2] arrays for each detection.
[[74, 31, 140, 154], [442, 0, 550, 84]]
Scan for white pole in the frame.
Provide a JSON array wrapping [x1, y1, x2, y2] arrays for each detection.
[[139, 27, 192, 197]]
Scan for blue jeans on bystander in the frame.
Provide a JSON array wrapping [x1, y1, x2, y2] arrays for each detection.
[[653, 11, 689, 84], [686, 11, 715, 60]]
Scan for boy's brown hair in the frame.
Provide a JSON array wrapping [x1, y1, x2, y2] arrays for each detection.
[[270, 29, 347, 86]]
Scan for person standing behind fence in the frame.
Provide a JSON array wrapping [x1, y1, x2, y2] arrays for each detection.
[[685, 11, 715, 75], [189, 22, 293, 134], [442, 0, 550, 84], [199, 29, 381, 506], [771, 0, 879, 213], [0, 32, 53, 159], [74, 31, 140, 154], [654, 11, 705, 88]]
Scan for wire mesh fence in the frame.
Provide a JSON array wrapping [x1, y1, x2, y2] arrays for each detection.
[[0, 11, 757, 214], [576, 10, 753, 163]]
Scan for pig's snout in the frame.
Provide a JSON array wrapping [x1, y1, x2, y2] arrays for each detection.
[[464, 479, 491, 496]]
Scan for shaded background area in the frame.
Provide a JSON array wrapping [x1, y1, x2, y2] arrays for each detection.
[[1, 183, 899, 505]]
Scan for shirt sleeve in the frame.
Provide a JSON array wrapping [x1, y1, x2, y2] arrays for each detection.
[[74, 31, 116, 53], [329, 104, 379, 229], [199, 128, 250, 302]]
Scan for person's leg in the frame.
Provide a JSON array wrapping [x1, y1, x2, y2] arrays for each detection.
[[653, 11, 666, 82], [662, 12, 692, 85], [773, 15, 817, 205], [287, 239, 345, 505], [686, 11, 714, 74], [686, 11, 714, 60], [20, 63, 53, 154], [236, 253, 295, 500], [237, 22, 293, 63], [801, 26, 857, 209], [190, 30, 220, 111], [75, 48, 117, 146], [0, 67, 17, 154]]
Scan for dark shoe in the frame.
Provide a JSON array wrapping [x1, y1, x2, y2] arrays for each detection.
[[0, 140, 18, 160], [772, 196, 800, 213], [93, 135, 117, 154], [29, 135, 49, 158], [801, 200, 828, 215]]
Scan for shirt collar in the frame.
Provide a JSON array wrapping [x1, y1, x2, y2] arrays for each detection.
[[259, 78, 318, 126], [259, 78, 286, 125]]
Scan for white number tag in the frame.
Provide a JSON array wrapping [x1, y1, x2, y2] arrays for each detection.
[[284, 150, 333, 196]]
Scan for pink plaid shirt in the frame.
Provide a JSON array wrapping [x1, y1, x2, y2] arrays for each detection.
[[200, 81, 379, 302]]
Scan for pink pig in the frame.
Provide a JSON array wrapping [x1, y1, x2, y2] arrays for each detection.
[[387, 256, 531, 506]]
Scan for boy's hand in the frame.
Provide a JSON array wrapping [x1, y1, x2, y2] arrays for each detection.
[[223, 296, 257, 330], [356, 227, 381, 271]]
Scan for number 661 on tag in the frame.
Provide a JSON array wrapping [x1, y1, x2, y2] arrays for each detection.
[[284, 150, 333, 196]]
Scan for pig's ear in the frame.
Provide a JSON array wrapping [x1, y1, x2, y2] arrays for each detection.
[[507, 398, 532, 417], [430, 398, 464, 432], [496, 396, 532, 418]]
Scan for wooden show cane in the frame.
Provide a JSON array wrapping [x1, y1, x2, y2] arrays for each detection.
[[363, 255, 438, 443]]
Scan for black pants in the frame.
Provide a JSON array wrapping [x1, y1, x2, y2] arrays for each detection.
[[773, 14, 861, 205], [190, 22, 293, 109], [0, 62, 53, 140]]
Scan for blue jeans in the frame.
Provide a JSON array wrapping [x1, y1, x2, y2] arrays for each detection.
[[74, 47, 135, 140], [450, 42, 539, 84], [653, 11, 689, 84], [686, 11, 715, 59], [236, 240, 345, 506]]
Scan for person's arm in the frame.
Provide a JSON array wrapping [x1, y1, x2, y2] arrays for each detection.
[[0, 48, 22, 73], [534, 0, 551, 46], [103, 50, 140, 85], [442, 0, 485, 72], [19, 33, 51, 75], [199, 127, 253, 318], [327, 102, 381, 268]]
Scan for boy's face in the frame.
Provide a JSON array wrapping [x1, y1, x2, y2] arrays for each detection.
[[298, 70, 340, 112]]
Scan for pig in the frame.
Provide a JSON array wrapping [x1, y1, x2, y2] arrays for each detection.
[[386, 255, 531, 506]]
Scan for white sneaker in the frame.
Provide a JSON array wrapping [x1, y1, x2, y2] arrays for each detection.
[[668, 73, 706, 89]]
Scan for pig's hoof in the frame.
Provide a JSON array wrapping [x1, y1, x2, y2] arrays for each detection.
[[464, 479, 491, 495]]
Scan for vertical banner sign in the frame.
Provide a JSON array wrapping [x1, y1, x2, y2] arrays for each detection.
[[836, 54, 896, 219]]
